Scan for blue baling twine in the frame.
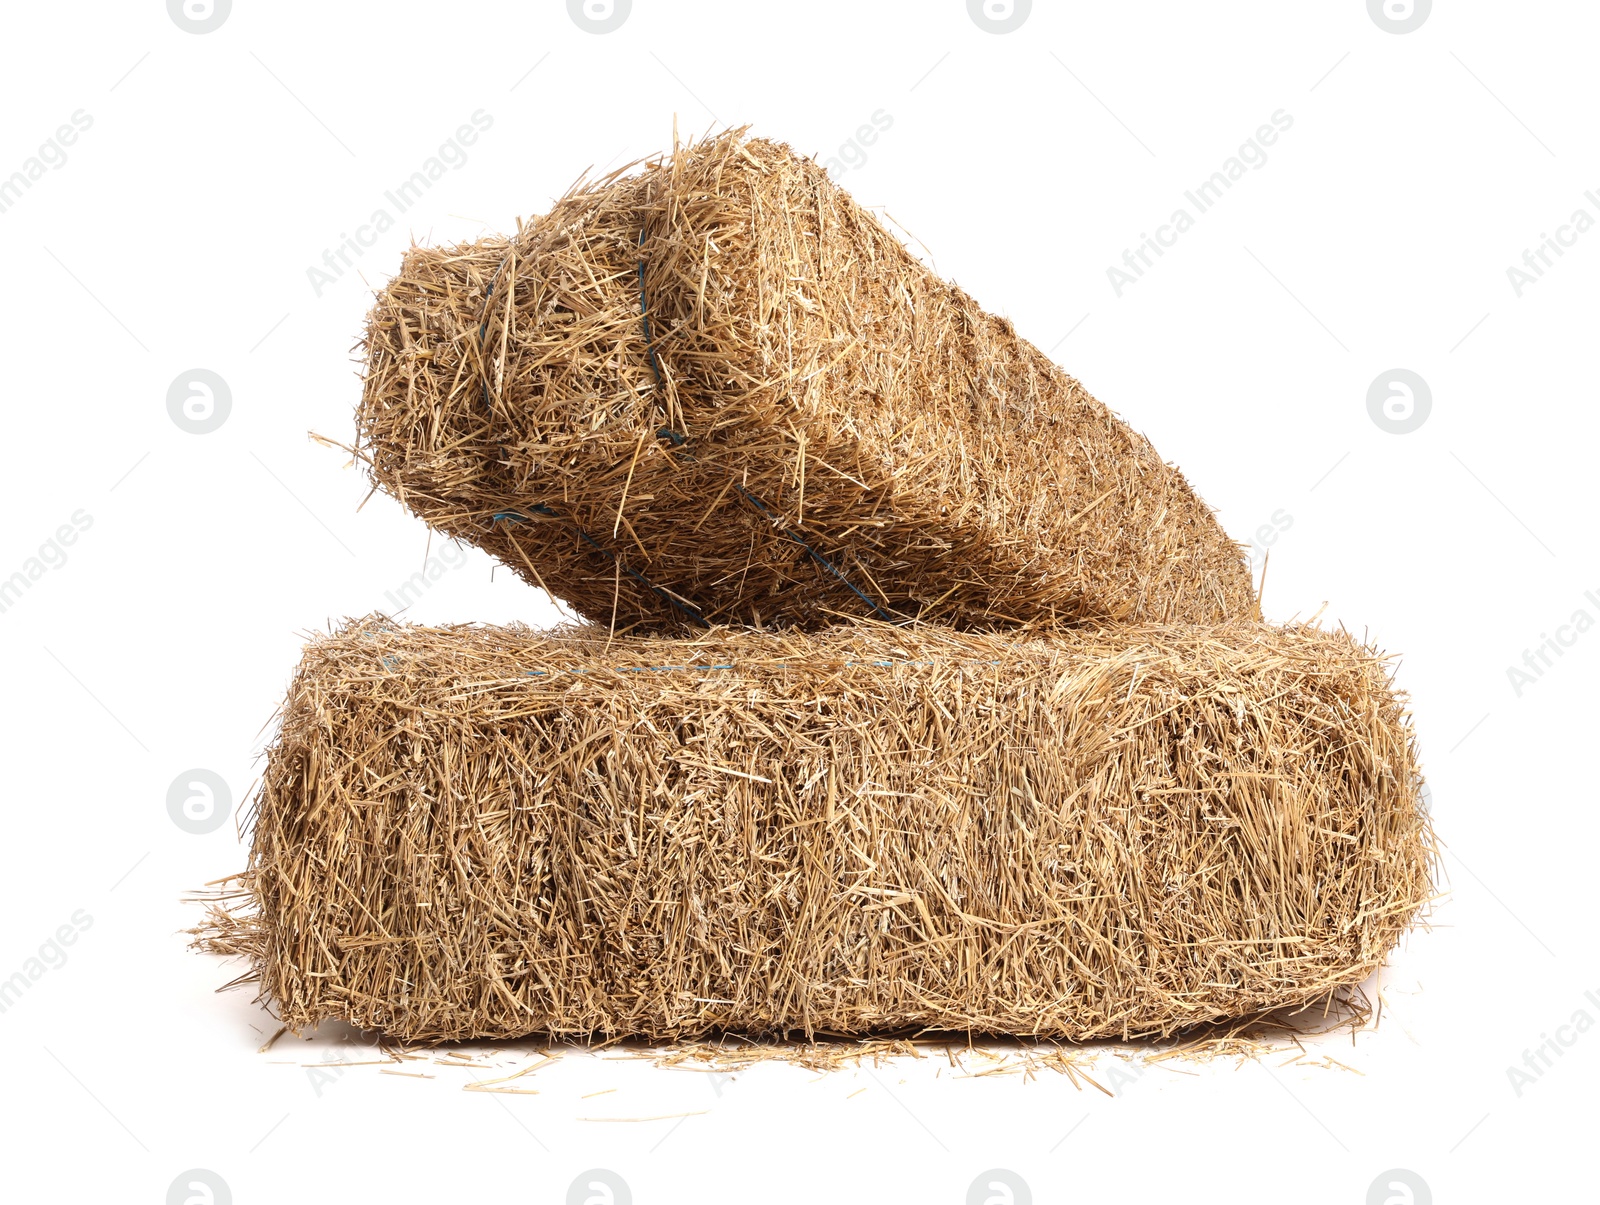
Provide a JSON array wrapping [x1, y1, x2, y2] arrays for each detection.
[[476, 283, 498, 412], [361, 611, 1002, 677], [636, 229, 668, 388], [517, 656, 1001, 677], [476, 243, 708, 627], [630, 229, 892, 622], [491, 505, 709, 627], [476, 226, 893, 625]]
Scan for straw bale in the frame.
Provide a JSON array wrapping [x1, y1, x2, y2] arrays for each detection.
[[355, 129, 1254, 631], [201, 617, 1432, 1043]]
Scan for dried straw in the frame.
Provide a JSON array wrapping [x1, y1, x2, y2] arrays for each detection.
[[199, 617, 1433, 1044], [355, 128, 1254, 632]]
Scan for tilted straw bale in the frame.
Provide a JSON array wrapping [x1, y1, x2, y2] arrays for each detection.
[[356, 130, 1253, 632]]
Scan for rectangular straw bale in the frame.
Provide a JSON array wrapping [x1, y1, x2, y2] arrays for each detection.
[[203, 618, 1433, 1043], [356, 129, 1254, 632]]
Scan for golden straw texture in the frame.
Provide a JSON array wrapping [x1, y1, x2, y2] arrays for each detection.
[[203, 617, 1432, 1043], [356, 129, 1254, 632]]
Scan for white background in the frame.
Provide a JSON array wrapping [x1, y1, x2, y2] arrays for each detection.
[[1, 1, 1594, 1201]]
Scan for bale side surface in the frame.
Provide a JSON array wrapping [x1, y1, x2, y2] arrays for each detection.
[[357, 129, 1254, 632], [209, 618, 1431, 1043]]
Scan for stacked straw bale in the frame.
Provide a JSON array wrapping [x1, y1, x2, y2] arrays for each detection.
[[203, 618, 1432, 1043], [356, 129, 1254, 632]]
